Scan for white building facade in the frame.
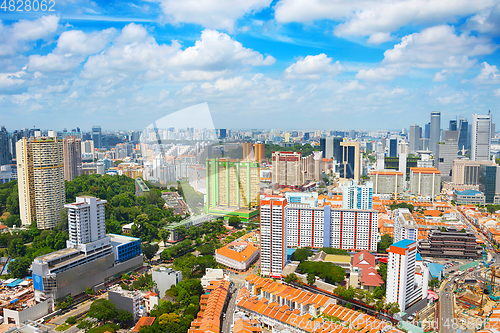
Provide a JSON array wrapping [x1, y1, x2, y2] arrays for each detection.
[[260, 196, 288, 278], [471, 113, 492, 162]]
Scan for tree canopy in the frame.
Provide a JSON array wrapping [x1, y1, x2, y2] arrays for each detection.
[[297, 261, 345, 284]]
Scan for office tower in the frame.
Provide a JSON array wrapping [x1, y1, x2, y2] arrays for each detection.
[[397, 141, 408, 156], [63, 136, 82, 181], [386, 240, 426, 313], [471, 113, 492, 161], [65, 196, 107, 249], [449, 120, 457, 131], [205, 158, 260, 221], [272, 151, 301, 187], [303, 132, 310, 141], [284, 133, 290, 143], [430, 111, 441, 155], [452, 160, 496, 185], [254, 143, 265, 163], [458, 118, 468, 151], [325, 137, 333, 159], [319, 138, 326, 158], [381, 137, 386, 151], [242, 142, 253, 160], [493, 123, 496, 138], [393, 208, 418, 243], [409, 125, 420, 153], [399, 153, 407, 181], [389, 138, 398, 157], [436, 130, 458, 182], [17, 136, 65, 229], [481, 165, 500, 204], [218, 129, 227, 139], [323, 137, 342, 161], [0, 127, 10, 165], [424, 122, 430, 139], [260, 196, 287, 278], [81, 140, 95, 154], [339, 141, 361, 182], [10, 130, 24, 160], [342, 180, 373, 210], [92, 126, 102, 149], [419, 138, 430, 151], [409, 167, 441, 198]]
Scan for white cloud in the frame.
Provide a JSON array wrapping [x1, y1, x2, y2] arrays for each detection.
[[274, 0, 496, 39], [356, 25, 496, 81], [0, 15, 59, 56], [284, 54, 343, 79], [151, 0, 272, 32], [355, 67, 404, 81], [495, 88, 500, 96], [436, 92, 467, 105], [433, 69, 449, 82], [0, 71, 26, 91], [81, 25, 275, 80], [37, 81, 72, 94], [27, 28, 116, 72], [473, 62, 500, 84], [367, 32, 394, 44]]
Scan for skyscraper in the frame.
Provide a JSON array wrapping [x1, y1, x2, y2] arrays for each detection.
[[436, 130, 458, 182], [63, 136, 82, 181], [409, 125, 420, 153], [17, 135, 65, 229], [430, 111, 441, 155], [424, 122, 430, 139], [92, 126, 102, 149], [339, 141, 361, 182], [319, 138, 326, 158], [449, 120, 457, 131], [458, 118, 469, 151], [0, 126, 10, 165], [254, 143, 265, 163], [10, 130, 25, 161], [260, 196, 287, 278], [389, 138, 398, 157], [471, 113, 492, 161]]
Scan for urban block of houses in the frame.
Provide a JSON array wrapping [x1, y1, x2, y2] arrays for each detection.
[[215, 242, 259, 272]]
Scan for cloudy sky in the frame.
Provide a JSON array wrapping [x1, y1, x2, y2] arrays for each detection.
[[1, 0, 500, 131]]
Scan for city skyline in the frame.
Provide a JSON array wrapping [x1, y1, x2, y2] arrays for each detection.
[[0, 1, 499, 130]]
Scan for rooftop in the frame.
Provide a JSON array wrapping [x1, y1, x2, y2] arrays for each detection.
[[391, 239, 416, 249], [132, 317, 155, 332], [216, 242, 258, 263]]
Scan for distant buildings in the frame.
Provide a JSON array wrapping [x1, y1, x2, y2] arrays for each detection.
[[0, 126, 10, 165], [409, 125, 420, 153], [62, 136, 82, 181], [451, 160, 496, 185], [260, 196, 287, 278], [386, 240, 428, 313], [436, 130, 458, 182], [92, 126, 102, 149], [453, 189, 485, 205], [17, 135, 65, 229]]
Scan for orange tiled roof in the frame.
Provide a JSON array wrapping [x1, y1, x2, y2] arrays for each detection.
[[188, 280, 230, 333], [216, 242, 258, 263], [132, 317, 155, 332]]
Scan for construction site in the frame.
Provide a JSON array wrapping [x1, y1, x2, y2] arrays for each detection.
[[453, 263, 500, 325]]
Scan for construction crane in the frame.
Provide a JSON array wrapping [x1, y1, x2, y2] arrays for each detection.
[[0, 255, 11, 276]]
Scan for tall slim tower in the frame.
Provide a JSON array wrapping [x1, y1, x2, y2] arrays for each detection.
[[92, 126, 102, 149], [409, 125, 420, 153], [17, 136, 65, 229], [63, 136, 82, 181], [0, 127, 10, 166], [458, 118, 469, 151], [471, 113, 492, 161], [65, 196, 107, 249], [430, 111, 441, 155], [260, 196, 287, 278], [339, 141, 361, 182]]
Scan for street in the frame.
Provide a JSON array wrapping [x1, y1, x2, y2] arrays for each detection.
[[222, 282, 241, 333]]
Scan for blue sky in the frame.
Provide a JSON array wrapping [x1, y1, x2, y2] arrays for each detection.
[[1, 0, 500, 131]]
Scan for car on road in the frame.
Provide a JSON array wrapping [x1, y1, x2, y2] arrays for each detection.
[[407, 316, 414, 321]]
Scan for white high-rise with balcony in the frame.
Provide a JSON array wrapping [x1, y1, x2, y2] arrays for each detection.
[[260, 196, 287, 278], [65, 196, 109, 254]]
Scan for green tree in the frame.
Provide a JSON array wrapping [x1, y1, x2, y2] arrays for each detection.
[[8, 238, 26, 257], [284, 273, 298, 283], [142, 243, 159, 261], [228, 216, 242, 229], [85, 286, 95, 295], [122, 274, 130, 280], [373, 286, 385, 299], [9, 257, 31, 278], [290, 248, 314, 262], [307, 273, 316, 285], [65, 317, 77, 325], [377, 234, 393, 253], [67, 295, 73, 305], [378, 263, 388, 283], [159, 229, 171, 247], [76, 319, 94, 332], [88, 299, 116, 324]]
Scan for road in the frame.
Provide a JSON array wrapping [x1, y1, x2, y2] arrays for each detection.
[[221, 281, 241, 333]]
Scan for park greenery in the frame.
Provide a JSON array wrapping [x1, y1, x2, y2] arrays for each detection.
[[297, 261, 345, 284], [290, 248, 313, 262], [172, 254, 217, 279], [76, 299, 133, 332], [264, 143, 319, 159], [139, 279, 204, 333], [387, 201, 414, 212], [120, 273, 155, 291]]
